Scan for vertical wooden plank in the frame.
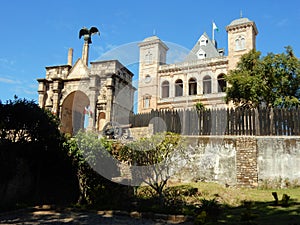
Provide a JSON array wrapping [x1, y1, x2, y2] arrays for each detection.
[[197, 109, 201, 135], [296, 108, 300, 135], [235, 108, 239, 135], [290, 108, 295, 135], [245, 109, 249, 135], [218, 109, 223, 135], [191, 109, 198, 135], [211, 109, 215, 135], [273, 108, 278, 135], [203, 109, 207, 135], [278, 108, 282, 136], [204, 109, 207, 135], [251, 108, 255, 135], [259, 108, 264, 136], [241, 108, 245, 135], [260, 108, 265, 135], [230, 108, 235, 135], [266, 108, 270, 135], [200, 109, 204, 135], [205, 109, 210, 135], [226, 108, 230, 135]]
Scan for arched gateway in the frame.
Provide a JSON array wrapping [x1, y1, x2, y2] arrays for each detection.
[[37, 31, 135, 135]]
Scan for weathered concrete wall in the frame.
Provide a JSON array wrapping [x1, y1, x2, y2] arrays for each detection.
[[174, 136, 237, 186], [178, 136, 300, 187], [257, 137, 300, 187], [129, 130, 300, 187]]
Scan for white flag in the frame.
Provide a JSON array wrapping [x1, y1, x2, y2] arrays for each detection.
[[213, 22, 219, 31]]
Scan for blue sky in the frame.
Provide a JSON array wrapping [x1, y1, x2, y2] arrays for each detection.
[[0, 0, 300, 102]]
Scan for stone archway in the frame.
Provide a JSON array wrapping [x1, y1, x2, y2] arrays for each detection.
[[61, 91, 90, 135]]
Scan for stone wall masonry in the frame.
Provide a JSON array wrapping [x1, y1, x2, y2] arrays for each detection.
[[173, 136, 237, 186], [257, 136, 300, 187], [128, 130, 300, 188], [129, 124, 154, 140], [236, 137, 258, 187]]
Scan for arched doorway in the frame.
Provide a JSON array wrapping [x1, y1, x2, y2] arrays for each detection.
[[61, 91, 90, 135], [98, 112, 106, 131]]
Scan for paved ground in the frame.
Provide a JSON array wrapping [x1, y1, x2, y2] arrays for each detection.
[[0, 206, 193, 225]]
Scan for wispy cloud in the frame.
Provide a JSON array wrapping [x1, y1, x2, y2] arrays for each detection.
[[277, 18, 288, 27], [0, 77, 21, 84], [0, 58, 15, 66], [0, 58, 16, 72], [93, 43, 120, 58], [13, 82, 38, 98]]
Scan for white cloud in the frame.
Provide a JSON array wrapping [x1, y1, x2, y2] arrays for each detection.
[[14, 85, 37, 97], [0, 58, 16, 72], [0, 58, 15, 66], [0, 77, 21, 84], [277, 18, 288, 27], [93, 43, 119, 57]]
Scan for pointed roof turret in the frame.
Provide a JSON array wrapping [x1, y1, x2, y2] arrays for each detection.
[[226, 17, 258, 35], [185, 32, 221, 61]]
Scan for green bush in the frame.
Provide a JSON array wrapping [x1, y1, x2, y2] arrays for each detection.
[[64, 131, 133, 208]]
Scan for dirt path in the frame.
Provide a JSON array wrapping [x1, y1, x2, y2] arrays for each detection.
[[0, 206, 193, 225]]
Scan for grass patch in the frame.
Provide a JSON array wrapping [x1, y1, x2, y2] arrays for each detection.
[[137, 182, 300, 224]]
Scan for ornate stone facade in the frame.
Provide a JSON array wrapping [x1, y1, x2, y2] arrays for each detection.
[[37, 51, 135, 135], [137, 17, 258, 113]]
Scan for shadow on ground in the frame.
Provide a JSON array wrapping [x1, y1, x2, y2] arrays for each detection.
[[214, 199, 300, 225]]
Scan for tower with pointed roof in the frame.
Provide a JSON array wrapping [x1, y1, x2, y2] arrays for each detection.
[[137, 36, 168, 113], [226, 17, 258, 70], [137, 17, 258, 113]]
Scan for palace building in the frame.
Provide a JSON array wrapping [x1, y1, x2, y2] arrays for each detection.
[[137, 17, 258, 113], [37, 17, 257, 134]]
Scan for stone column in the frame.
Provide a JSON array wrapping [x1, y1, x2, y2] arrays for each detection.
[[82, 42, 89, 66], [68, 48, 73, 66], [52, 78, 62, 116], [87, 75, 99, 131], [236, 137, 258, 187], [37, 79, 46, 108], [105, 74, 114, 122]]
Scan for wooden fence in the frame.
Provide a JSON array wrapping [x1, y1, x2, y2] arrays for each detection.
[[129, 108, 300, 136]]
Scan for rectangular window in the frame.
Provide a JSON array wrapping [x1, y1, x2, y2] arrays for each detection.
[[143, 97, 150, 109]]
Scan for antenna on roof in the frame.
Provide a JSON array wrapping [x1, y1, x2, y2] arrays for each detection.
[[240, 10, 243, 18]]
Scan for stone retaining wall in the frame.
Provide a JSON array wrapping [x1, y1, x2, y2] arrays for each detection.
[[129, 130, 300, 187]]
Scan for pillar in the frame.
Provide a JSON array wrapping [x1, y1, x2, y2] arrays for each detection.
[[87, 75, 99, 131], [52, 78, 62, 116], [236, 137, 258, 187], [82, 42, 89, 66], [68, 48, 73, 66]]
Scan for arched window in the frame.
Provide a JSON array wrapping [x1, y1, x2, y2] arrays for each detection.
[[240, 37, 245, 49], [235, 36, 246, 51], [189, 78, 197, 95], [235, 38, 240, 50], [203, 75, 212, 94], [175, 79, 183, 97], [145, 51, 153, 64], [217, 74, 226, 92], [161, 81, 169, 98]]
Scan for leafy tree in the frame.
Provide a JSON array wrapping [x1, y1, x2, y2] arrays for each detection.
[[0, 96, 61, 144], [115, 132, 188, 205], [0, 97, 77, 207], [64, 131, 130, 206], [225, 47, 300, 108]]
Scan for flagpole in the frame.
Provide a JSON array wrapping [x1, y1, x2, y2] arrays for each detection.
[[212, 21, 215, 42]]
